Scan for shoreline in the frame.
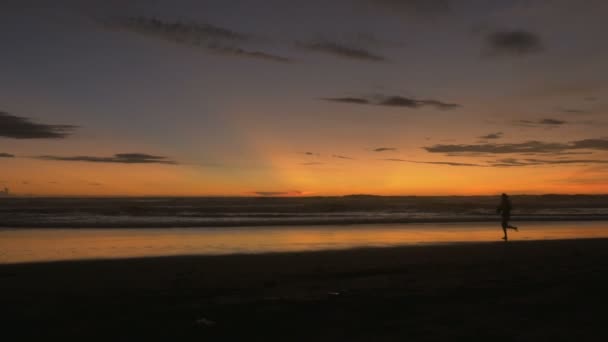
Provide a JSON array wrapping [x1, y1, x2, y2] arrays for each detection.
[[3, 238, 608, 340], [2, 236, 607, 266], [3, 216, 608, 228], [2, 221, 608, 264]]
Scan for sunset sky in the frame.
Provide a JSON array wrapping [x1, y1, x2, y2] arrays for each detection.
[[1, 0, 608, 196]]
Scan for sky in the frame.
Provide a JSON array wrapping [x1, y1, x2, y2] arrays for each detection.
[[1, 0, 608, 196]]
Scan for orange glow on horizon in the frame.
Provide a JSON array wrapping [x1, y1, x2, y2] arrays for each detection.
[[2, 153, 607, 196]]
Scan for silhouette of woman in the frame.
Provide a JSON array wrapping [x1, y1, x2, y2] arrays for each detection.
[[497, 193, 518, 241]]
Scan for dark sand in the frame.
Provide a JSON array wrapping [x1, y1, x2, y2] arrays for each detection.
[[2, 239, 608, 341]]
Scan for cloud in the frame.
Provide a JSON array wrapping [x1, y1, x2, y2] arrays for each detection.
[[36, 153, 177, 164], [425, 138, 608, 155], [110, 16, 249, 43], [207, 44, 291, 63], [381, 156, 608, 168], [302, 151, 320, 156], [425, 141, 568, 154], [107, 17, 291, 63], [378, 97, 420, 107], [571, 139, 608, 150], [0, 153, 15, 158], [323, 95, 460, 110], [561, 109, 589, 114], [489, 158, 608, 167], [383, 158, 482, 167], [0, 111, 76, 139], [539, 118, 566, 125], [253, 191, 302, 196], [379, 96, 460, 109], [518, 151, 594, 156], [515, 118, 567, 127], [332, 154, 354, 160], [484, 30, 543, 57], [479, 132, 503, 140], [323, 97, 371, 104], [373, 147, 397, 152], [301, 162, 324, 165], [297, 41, 386, 62], [445, 152, 497, 157]]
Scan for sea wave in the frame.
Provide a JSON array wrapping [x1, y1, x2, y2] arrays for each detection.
[[2, 195, 608, 228]]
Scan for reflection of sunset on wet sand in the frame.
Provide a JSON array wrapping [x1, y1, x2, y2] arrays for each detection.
[[2, 222, 608, 263]]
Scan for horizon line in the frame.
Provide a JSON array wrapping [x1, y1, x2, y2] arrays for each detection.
[[2, 193, 608, 199]]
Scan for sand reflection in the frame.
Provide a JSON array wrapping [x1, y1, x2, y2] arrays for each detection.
[[1, 221, 607, 263]]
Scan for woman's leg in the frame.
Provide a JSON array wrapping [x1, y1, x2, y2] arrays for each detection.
[[505, 216, 518, 231]]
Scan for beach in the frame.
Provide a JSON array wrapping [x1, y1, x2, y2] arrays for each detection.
[[2, 238, 608, 341]]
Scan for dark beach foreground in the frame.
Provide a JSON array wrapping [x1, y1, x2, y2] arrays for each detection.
[[2, 239, 608, 341]]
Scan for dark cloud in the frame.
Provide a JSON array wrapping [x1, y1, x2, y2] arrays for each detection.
[[332, 154, 354, 160], [379, 96, 418, 107], [297, 41, 386, 62], [0, 153, 15, 158], [323, 95, 460, 110], [253, 191, 302, 196], [479, 132, 503, 140], [378, 96, 460, 109], [425, 141, 568, 154], [415, 161, 483, 167], [571, 139, 608, 150], [108, 17, 291, 63], [585, 97, 598, 102], [374, 147, 397, 152], [515, 118, 567, 127], [207, 44, 291, 63], [425, 138, 608, 155], [539, 118, 566, 125], [383, 158, 482, 167], [301, 162, 324, 165], [446, 152, 497, 157], [36, 153, 177, 164], [302, 151, 320, 156], [486, 158, 533, 167], [0, 111, 76, 139], [489, 158, 608, 167], [561, 109, 589, 114], [381, 156, 608, 168], [484, 30, 543, 57], [110, 16, 249, 43], [323, 97, 371, 104], [518, 151, 594, 157]]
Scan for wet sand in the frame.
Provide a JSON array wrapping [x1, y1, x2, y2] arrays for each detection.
[[2, 238, 608, 341], [3, 221, 608, 263]]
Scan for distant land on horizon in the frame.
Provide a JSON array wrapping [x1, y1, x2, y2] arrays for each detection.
[[2, 193, 608, 199]]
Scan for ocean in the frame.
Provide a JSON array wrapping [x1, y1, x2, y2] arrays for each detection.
[[1, 195, 608, 263], [2, 195, 608, 228]]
